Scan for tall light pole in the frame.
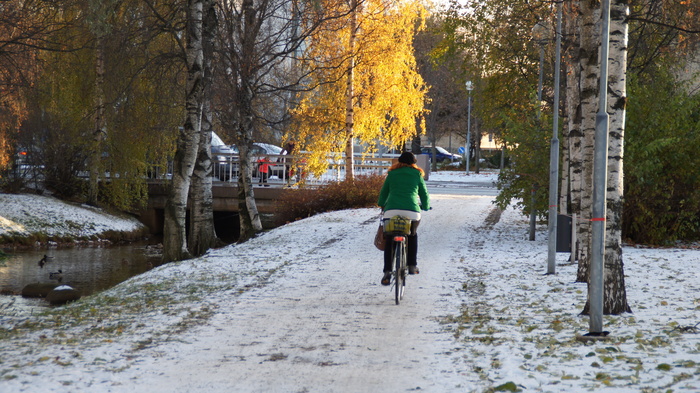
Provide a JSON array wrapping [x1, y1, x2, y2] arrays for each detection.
[[530, 21, 549, 241], [547, 3, 563, 275], [532, 22, 548, 115], [589, 0, 612, 336], [465, 80, 473, 175]]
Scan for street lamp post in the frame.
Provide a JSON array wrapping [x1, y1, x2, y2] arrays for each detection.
[[589, 0, 612, 337], [547, 3, 563, 275], [465, 81, 473, 175], [530, 21, 549, 241], [532, 22, 549, 116]]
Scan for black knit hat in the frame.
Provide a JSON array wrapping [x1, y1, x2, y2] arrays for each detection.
[[398, 151, 417, 164]]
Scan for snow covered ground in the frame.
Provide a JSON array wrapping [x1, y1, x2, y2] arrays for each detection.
[[1, 171, 699, 392], [0, 193, 145, 240]]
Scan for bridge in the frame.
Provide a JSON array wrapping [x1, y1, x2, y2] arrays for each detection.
[[138, 154, 429, 239], [144, 181, 284, 214], [139, 181, 286, 238]]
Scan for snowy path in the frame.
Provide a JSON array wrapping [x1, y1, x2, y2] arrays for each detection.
[[4, 173, 700, 392], [125, 193, 496, 392]]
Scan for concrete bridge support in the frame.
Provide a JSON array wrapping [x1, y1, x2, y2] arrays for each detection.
[[140, 183, 285, 240]]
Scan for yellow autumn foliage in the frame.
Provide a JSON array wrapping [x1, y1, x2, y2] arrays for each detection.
[[290, 0, 428, 176]]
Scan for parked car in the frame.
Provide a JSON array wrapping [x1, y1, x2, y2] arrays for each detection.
[[420, 146, 461, 163], [251, 143, 282, 156], [230, 142, 286, 180], [211, 132, 237, 181]]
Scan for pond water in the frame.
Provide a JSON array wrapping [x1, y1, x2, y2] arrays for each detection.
[[0, 243, 163, 312]]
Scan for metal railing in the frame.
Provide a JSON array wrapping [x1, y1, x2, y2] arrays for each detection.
[[13, 153, 394, 188], [211, 153, 394, 186]]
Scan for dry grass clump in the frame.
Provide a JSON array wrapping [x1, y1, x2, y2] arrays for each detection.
[[275, 174, 384, 225]]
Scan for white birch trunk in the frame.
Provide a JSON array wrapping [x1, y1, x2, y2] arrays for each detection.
[[563, 1, 581, 253], [344, 0, 358, 180], [162, 0, 204, 262], [236, 126, 264, 242], [576, 0, 600, 282], [602, 0, 631, 314], [188, 0, 218, 256], [236, 0, 263, 242], [189, 106, 216, 255]]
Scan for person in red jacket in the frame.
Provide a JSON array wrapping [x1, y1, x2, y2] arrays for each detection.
[[257, 156, 270, 185], [377, 151, 430, 285]]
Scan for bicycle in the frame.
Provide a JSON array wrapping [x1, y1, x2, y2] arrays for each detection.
[[383, 215, 412, 305]]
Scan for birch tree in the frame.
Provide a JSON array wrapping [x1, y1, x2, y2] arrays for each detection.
[[566, 0, 630, 314], [599, 0, 631, 314], [188, 0, 219, 256], [573, 0, 598, 283], [559, 0, 580, 228], [579, 0, 700, 312], [212, 0, 352, 241], [213, 0, 269, 241], [439, 0, 631, 313], [162, 0, 204, 262], [578, 0, 631, 315], [85, 1, 117, 206], [291, 0, 428, 177], [344, 0, 358, 179]]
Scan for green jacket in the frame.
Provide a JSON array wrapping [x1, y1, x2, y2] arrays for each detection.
[[377, 166, 430, 212]]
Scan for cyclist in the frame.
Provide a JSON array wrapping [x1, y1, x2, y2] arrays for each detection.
[[377, 151, 430, 286]]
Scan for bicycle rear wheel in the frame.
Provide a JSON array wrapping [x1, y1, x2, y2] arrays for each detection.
[[394, 240, 405, 305]]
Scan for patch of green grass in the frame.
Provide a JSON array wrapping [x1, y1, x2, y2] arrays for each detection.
[[492, 381, 520, 392]]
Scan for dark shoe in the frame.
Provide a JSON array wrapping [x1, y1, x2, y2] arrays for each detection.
[[381, 272, 391, 286], [408, 265, 419, 275]]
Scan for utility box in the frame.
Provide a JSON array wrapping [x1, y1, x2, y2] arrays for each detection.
[[557, 214, 572, 252], [416, 154, 430, 180], [391, 154, 430, 180]]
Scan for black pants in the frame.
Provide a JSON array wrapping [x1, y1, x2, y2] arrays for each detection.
[[383, 220, 419, 272]]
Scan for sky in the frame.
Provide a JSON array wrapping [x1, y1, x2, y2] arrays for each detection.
[[1, 171, 699, 392]]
